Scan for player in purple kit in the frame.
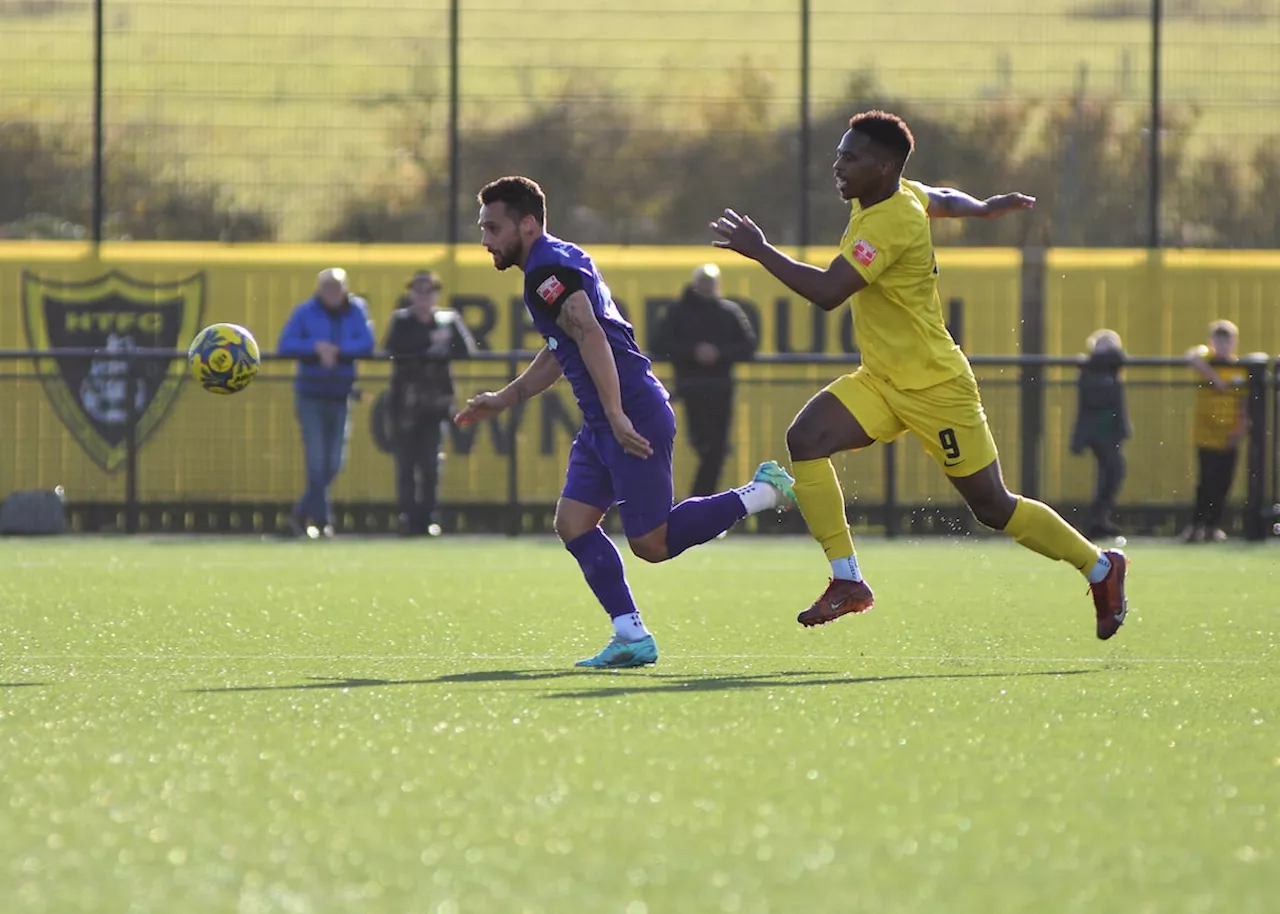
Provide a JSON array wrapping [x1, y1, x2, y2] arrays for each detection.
[[455, 176, 797, 668]]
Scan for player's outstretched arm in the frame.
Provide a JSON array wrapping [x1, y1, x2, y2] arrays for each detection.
[[710, 209, 864, 310], [917, 183, 1035, 219], [454, 346, 561, 426], [557, 292, 652, 458]]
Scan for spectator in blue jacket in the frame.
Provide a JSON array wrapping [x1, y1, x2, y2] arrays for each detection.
[[277, 268, 376, 537]]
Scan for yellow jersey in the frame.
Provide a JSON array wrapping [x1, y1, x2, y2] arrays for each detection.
[[839, 179, 969, 390], [1190, 346, 1248, 450]]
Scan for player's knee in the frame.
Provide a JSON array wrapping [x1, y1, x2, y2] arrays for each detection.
[[786, 420, 826, 461], [553, 514, 587, 543], [628, 536, 668, 564], [967, 491, 1017, 530]]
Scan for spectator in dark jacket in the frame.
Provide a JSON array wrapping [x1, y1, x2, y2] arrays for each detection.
[[384, 270, 477, 537], [1070, 329, 1130, 540], [651, 264, 758, 496], [277, 268, 376, 537]]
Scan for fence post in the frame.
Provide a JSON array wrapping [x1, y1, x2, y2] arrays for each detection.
[[506, 353, 520, 537], [1148, 0, 1163, 247], [1272, 356, 1280, 535], [1242, 355, 1268, 541], [92, 0, 105, 245], [1018, 248, 1046, 500], [447, 0, 460, 245], [797, 0, 811, 248], [883, 442, 898, 538], [125, 357, 140, 534]]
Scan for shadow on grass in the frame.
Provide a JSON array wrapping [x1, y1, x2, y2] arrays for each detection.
[[188, 668, 621, 694], [188, 667, 1091, 697], [0, 682, 48, 689], [540, 668, 1100, 700]]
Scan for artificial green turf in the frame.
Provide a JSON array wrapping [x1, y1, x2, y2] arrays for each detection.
[[1, 536, 1276, 913]]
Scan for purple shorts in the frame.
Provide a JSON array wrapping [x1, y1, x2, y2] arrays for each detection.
[[561, 403, 677, 538]]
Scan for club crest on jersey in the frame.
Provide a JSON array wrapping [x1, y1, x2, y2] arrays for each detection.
[[852, 239, 878, 268], [21, 270, 205, 471], [536, 274, 565, 305]]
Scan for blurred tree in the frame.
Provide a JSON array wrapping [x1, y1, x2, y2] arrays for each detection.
[[214, 65, 1280, 249], [0, 120, 274, 241]]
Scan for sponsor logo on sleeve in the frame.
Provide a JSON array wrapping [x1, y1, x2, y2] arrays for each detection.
[[536, 275, 566, 305], [852, 239, 878, 268]]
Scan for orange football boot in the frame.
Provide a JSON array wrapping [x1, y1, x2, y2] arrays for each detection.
[[1090, 549, 1129, 640], [797, 578, 875, 627]]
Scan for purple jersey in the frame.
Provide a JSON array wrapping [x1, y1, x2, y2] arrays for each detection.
[[523, 234, 669, 429]]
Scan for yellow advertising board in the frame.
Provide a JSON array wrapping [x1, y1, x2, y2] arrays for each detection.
[[1042, 248, 1280, 507], [0, 242, 1275, 514]]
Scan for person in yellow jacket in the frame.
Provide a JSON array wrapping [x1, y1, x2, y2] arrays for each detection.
[[1183, 320, 1249, 542]]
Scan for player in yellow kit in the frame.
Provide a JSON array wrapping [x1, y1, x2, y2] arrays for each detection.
[[710, 110, 1128, 641]]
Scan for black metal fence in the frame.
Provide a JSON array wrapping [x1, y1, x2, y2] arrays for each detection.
[[8, 1, 1280, 247], [1, 350, 1276, 540]]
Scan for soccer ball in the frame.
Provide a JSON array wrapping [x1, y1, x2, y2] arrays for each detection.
[[188, 323, 261, 394]]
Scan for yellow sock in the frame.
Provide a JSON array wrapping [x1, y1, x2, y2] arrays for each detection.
[[1004, 496, 1101, 574], [791, 458, 856, 561]]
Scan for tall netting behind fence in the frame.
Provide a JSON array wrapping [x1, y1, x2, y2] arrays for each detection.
[[454, 0, 802, 246], [2, 0, 1279, 244], [807, 0, 1160, 248], [1161, 1, 1280, 247], [95, 0, 453, 242], [2, 0, 95, 240]]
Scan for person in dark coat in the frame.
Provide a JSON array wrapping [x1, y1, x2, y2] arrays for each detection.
[[651, 264, 758, 497], [383, 270, 477, 536], [1070, 329, 1130, 540]]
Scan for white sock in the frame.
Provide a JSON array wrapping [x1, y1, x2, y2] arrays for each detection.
[[733, 482, 781, 515], [831, 555, 863, 582], [612, 612, 650, 642], [1085, 553, 1112, 585]]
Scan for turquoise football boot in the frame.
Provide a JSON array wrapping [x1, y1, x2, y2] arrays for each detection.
[[574, 634, 658, 669], [753, 460, 798, 512]]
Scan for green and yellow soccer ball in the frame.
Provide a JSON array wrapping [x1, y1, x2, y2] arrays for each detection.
[[188, 323, 261, 394]]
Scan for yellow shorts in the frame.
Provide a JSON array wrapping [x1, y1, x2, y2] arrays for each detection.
[[824, 368, 999, 477]]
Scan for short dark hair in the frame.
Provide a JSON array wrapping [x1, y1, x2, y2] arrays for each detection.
[[478, 176, 546, 227], [406, 269, 442, 291], [848, 110, 915, 170]]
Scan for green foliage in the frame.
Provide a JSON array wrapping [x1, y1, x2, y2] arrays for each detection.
[[1171, 143, 1280, 246], [325, 65, 1280, 248], [1068, 0, 1270, 21], [0, 119, 275, 241], [7, 61, 1274, 247], [0, 0, 76, 18]]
